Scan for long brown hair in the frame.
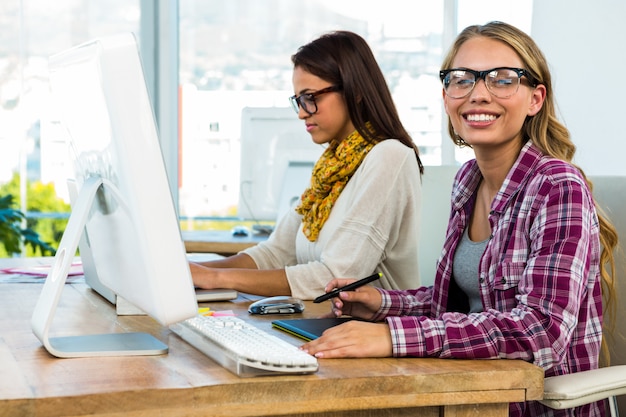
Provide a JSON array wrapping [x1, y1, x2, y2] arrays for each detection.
[[442, 21, 619, 365], [292, 30, 423, 174]]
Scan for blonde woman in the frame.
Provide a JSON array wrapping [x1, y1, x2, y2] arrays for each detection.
[[303, 22, 618, 417]]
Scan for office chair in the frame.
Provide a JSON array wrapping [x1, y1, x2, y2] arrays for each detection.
[[540, 365, 626, 416], [417, 165, 459, 286], [540, 176, 626, 417]]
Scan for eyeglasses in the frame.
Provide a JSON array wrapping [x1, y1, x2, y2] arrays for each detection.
[[289, 85, 342, 115], [439, 67, 536, 99]]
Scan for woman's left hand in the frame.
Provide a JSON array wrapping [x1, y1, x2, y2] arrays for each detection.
[[300, 320, 392, 358]]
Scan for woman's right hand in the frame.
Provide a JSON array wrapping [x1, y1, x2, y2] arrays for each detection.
[[321, 278, 383, 320], [189, 261, 219, 289]]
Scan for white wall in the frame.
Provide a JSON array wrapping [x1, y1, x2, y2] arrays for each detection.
[[531, 0, 626, 175]]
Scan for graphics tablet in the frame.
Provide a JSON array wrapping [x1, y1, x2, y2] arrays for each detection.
[[271, 317, 355, 341]]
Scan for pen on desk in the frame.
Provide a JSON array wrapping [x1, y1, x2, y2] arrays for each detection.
[[313, 272, 382, 303]]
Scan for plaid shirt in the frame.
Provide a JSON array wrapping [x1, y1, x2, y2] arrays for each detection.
[[373, 142, 605, 416]]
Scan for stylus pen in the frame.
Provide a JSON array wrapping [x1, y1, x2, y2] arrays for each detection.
[[313, 272, 382, 303]]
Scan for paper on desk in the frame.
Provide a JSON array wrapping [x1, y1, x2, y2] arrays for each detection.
[[0, 263, 84, 276], [0, 262, 84, 283]]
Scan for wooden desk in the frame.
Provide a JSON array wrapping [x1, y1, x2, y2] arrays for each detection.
[[182, 230, 267, 256], [0, 270, 543, 417]]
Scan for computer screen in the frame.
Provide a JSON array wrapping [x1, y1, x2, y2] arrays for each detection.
[[238, 107, 324, 223], [31, 33, 198, 358]]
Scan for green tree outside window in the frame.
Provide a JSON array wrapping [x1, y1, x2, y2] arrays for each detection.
[[0, 173, 68, 257]]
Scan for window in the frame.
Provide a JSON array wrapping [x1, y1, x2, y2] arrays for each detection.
[[0, 0, 139, 256], [1, 1, 140, 196], [0, 0, 533, 254], [176, 0, 532, 226], [178, 0, 446, 225]]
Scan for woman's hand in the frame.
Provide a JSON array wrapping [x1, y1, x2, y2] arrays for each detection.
[[189, 261, 223, 289], [302, 278, 391, 358], [320, 278, 383, 320], [189, 258, 291, 296], [301, 320, 392, 358]]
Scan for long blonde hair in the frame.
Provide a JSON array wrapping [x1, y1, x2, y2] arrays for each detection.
[[442, 21, 619, 365]]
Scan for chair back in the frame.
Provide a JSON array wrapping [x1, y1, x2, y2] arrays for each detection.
[[418, 165, 459, 286], [588, 175, 626, 415]]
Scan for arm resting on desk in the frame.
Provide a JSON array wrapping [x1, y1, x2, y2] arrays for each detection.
[[540, 365, 626, 415]]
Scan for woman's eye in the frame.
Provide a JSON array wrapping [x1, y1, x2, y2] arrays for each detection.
[[454, 78, 474, 87], [492, 78, 514, 86]]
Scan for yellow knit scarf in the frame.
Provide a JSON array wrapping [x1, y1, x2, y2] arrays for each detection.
[[296, 129, 375, 241]]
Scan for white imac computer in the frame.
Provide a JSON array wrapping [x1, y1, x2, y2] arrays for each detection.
[[31, 33, 198, 358], [238, 107, 324, 225]]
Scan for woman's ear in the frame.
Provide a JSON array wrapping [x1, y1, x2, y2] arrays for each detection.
[[528, 84, 547, 116]]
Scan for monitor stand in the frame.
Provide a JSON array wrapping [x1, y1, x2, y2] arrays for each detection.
[[30, 176, 168, 358]]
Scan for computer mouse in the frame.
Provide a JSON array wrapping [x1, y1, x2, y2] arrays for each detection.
[[248, 296, 305, 315], [231, 225, 250, 237]]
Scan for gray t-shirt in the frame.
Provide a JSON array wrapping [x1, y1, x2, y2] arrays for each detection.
[[452, 227, 487, 313]]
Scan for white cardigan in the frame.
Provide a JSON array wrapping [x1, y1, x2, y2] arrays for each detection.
[[242, 139, 422, 300]]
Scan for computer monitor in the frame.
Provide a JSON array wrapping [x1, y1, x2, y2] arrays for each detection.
[[238, 107, 324, 223], [31, 33, 198, 358]]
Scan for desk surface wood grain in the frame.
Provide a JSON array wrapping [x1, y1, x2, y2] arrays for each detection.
[[0, 273, 543, 417]]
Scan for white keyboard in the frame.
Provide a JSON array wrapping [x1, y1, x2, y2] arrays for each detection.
[[170, 315, 318, 377]]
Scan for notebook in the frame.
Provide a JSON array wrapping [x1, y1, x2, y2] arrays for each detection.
[[271, 317, 355, 341], [195, 288, 237, 302]]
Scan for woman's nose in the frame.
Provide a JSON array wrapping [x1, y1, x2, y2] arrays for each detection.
[[469, 79, 491, 102]]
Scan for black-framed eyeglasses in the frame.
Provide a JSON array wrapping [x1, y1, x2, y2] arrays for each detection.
[[439, 67, 537, 99], [289, 85, 342, 115]]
